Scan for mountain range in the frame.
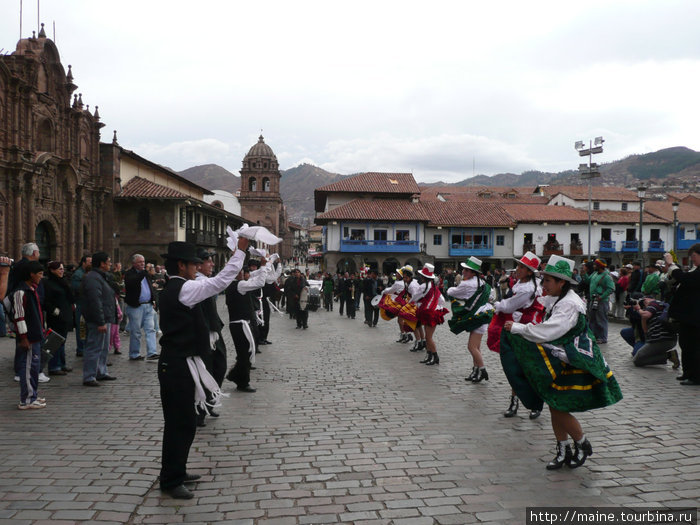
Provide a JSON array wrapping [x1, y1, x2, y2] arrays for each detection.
[[179, 146, 700, 224]]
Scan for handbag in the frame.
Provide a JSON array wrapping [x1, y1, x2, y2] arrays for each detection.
[[41, 328, 66, 359]]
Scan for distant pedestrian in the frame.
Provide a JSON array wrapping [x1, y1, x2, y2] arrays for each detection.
[[124, 254, 158, 361], [43, 261, 74, 376]]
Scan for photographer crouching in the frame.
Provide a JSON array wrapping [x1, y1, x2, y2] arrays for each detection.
[[621, 293, 679, 368]]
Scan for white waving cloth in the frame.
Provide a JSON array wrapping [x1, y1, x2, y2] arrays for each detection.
[[249, 247, 267, 258], [229, 319, 257, 365], [185, 356, 228, 415], [267, 297, 284, 315], [234, 224, 282, 245], [226, 227, 239, 252]]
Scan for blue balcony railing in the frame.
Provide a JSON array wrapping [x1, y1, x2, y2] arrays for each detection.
[[599, 240, 616, 252], [449, 244, 494, 257], [648, 240, 664, 252], [340, 239, 419, 253], [621, 240, 638, 252]]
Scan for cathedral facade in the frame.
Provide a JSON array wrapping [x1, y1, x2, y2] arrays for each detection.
[[0, 28, 109, 264]]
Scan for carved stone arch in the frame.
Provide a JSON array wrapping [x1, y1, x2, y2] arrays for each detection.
[[79, 121, 91, 158], [36, 118, 54, 152], [59, 163, 79, 192], [248, 177, 257, 192], [34, 214, 61, 264]]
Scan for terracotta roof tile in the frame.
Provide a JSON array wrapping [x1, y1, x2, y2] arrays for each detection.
[[421, 201, 515, 227], [643, 200, 700, 223], [315, 199, 429, 223], [542, 185, 639, 202], [117, 177, 188, 199], [591, 210, 669, 224], [503, 204, 589, 223], [316, 172, 420, 194]]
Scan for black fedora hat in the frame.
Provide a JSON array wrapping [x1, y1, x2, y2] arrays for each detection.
[[196, 247, 214, 261], [161, 242, 202, 263]]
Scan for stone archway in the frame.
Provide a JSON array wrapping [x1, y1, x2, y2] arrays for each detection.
[[336, 257, 357, 275], [382, 257, 400, 276], [35, 220, 56, 265], [404, 257, 422, 270]]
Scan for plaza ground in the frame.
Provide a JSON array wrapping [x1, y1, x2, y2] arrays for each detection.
[[0, 300, 698, 524]]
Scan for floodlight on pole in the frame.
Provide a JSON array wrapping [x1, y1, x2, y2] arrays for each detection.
[[574, 136, 604, 261]]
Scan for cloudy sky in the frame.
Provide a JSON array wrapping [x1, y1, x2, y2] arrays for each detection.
[[2, 0, 699, 182]]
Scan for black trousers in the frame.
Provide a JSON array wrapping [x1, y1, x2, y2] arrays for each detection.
[[345, 296, 355, 318], [679, 322, 700, 381], [259, 299, 271, 341], [158, 355, 196, 489], [227, 323, 251, 388], [211, 336, 227, 387], [364, 298, 379, 326], [338, 295, 346, 315]]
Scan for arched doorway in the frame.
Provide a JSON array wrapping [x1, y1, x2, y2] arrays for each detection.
[[336, 257, 356, 275], [382, 257, 400, 276], [35, 221, 55, 265]]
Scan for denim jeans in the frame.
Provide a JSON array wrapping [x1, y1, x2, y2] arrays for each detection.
[[620, 326, 645, 356], [74, 304, 86, 353], [125, 304, 157, 358], [48, 342, 67, 372], [83, 323, 111, 382]]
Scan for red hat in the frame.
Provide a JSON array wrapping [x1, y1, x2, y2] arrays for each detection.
[[513, 251, 540, 273]]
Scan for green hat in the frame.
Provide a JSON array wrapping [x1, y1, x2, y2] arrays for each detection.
[[460, 256, 483, 274], [540, 255, 578, 284]]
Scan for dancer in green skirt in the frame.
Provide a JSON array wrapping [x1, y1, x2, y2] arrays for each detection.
[[502, 255, 622, 470]]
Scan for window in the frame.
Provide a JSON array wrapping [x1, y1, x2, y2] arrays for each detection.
[[249, 178, 257, 191], [263, 178, 270, 192], [343, 227, 349, 238], [396, 230, 410, 241], [496, 235, 505, 246], [374, 229, 387, 241], [37, 119, 53, 151], [626, 229, 636, 241], [137, 208, 150, 230], [601, 228, 611, 241], [179, 208, 186, 228], [650, 229, 661, 241], [523, 233, 533, 246], [350, 229, 365, 240], [452, 229, 492, 249], [593, 201, 600, 210], [433, 234, 442, 246], [621, 203, 628, 211]]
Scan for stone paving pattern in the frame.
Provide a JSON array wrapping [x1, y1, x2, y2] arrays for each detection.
[[0, 299, 698, 524]]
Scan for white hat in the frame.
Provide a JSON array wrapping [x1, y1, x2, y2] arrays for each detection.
[[512, 251, 540, 273], [401, 264, 414, 275], [540, 255, 578, 284], [417, 263, 437, 280], [460, 256, 483, 274]]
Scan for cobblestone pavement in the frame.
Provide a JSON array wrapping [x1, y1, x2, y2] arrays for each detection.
[[0, 299, 698, 524]]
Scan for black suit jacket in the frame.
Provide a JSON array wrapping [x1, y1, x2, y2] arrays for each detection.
[[124, 267, 156, 308]]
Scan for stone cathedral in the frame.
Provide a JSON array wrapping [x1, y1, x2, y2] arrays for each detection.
[[0, 27, 109, 264]]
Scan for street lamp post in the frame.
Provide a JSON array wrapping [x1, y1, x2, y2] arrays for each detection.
[[575, 137, 604, 261], [637, 186, 646, 267], [672, 201, 680, 254]]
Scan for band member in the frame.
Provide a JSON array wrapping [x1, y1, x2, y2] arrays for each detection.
[[447, 257, 494, 382], [193, 248, 228, 427], [411, 264, 448, 365], [503, 255, 623, 470], [158, 237, 247, 499], [486, 252, 545, 418], [225, 257, 273, 392], [259, 259, 282, 345]]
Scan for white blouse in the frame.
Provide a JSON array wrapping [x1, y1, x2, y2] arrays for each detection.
[[446, 275, 480, 300], [510, 289, 585, 343], [382, 280, 406, 296], [494, 279, 539, 317]]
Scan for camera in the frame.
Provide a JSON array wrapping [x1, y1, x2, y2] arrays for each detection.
[[0, 257, 14, 268], [624, 292, 644, 308]]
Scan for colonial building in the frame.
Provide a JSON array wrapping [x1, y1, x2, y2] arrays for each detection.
[[104, 138, 245, 269], [0, 29, 107, 264]]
